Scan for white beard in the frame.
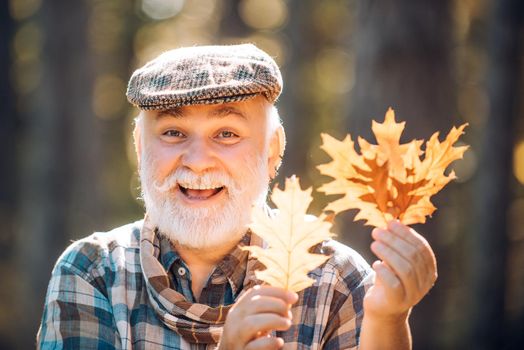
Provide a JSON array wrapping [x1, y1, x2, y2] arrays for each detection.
[[139, 152, 269, 250]]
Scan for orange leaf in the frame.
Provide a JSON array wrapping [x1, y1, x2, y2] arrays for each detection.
[[317, 108, 468, 228]]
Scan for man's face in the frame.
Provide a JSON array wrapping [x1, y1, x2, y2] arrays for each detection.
[[137, 96, 280, 249]]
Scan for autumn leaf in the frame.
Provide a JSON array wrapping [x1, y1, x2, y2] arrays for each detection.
[[243, 176, 335, 293], [317, 108, 468, 228]]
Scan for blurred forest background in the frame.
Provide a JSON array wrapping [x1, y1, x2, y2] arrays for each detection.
[[1, 0, 524, 349]]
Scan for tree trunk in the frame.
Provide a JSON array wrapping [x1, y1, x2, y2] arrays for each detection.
[[12, 1, 144, 348], [351, 1, 455, 347], [0, 2, 18, 349], [14, 1, 98, 348], [0, 0, 17, 256], [351, 0, 455, 137], [282, 0, 325, 185], [470, 0, 523, 348]]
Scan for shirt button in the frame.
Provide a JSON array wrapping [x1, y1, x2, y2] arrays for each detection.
[[177, 267, 186, 276]]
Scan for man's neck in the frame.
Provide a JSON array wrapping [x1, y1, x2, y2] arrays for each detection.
[[174, 239, 240, 300]]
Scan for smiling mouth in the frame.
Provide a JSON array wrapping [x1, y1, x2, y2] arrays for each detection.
[[178, 184, 225, 200]]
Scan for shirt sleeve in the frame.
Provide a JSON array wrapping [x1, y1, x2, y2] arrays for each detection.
[[37, 244, 120, 349], [321, 264, 375, 349]]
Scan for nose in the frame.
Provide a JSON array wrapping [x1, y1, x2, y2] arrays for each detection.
[[180, 137, 217, 174]]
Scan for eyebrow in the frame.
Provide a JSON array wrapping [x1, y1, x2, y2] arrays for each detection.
[[157, 108, 184, 119], [156, 105, 247, 120], [209, 106, 247, 120]]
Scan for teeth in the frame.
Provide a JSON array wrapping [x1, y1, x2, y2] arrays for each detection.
[[179, 182, 222, 190]]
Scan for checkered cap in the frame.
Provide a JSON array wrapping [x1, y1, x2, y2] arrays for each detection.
[[126, 44, 283, 110]]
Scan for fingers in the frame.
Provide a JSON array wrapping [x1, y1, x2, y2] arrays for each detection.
[[245, 336, 284, 350], [234, 286, 297, 319], [370, 221, 438, 308], [387, 221, 438, 288], [249, 295, 292, 318], [372, 260, 403, 297], [221, 313, 291, 349], [232, 309, 291, 345], [388, 221, 436, 272], [245, 313, 291, 335], [371, 228, 425, 291], [370, 240, 417, 298], [232, 312, 290, 346], [221, 286, 295, 349], [387, 220, 426, 247], [243, 285, 299, 305]]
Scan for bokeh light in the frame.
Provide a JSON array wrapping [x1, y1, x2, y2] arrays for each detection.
[[239, 0, 288, 31], [8, 0, 41, 21], [11, 59, 41, 96], [315, 48, 354, 95], [12, 21, 42, 63], [11, 21, 42, 95], [92, 75, 127, 120], [513, 140, 524, 185], [141, 0, 185, 20], [88, 2, 126, 55], [134, 0, 221, 65], [241, 33, 288, 67], [311, 1, 353, 41], [134, 21, 213, 64]]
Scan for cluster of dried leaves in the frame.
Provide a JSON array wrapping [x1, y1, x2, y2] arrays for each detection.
[[248, 108, 468, 292], [317, 108, 468, 228]]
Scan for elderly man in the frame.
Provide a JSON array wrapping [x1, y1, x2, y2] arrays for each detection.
[[38, 44, 436, 349]]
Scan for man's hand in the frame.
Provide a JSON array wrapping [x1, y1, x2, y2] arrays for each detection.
[[365, 220, 437, 320], [359, 221, 437, 349], [218, 285, 298, 350]]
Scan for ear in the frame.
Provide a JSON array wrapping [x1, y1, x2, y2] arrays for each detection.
[[133, 116, 142, 168], [268, 125, 286, 179]]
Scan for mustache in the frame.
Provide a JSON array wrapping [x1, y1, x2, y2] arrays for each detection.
[[153, 168, 242, 194]]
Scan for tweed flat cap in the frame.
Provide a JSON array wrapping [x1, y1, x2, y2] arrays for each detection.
[[126, 44, 282, 110]]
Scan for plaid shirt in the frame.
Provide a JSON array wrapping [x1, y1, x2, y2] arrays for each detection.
[[38, 220, 373, 349]]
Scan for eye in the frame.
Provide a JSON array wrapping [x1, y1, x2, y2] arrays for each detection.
[[218, 130, 237, 138], [163, 129, 185, 138], [215, 129, 241, 145]]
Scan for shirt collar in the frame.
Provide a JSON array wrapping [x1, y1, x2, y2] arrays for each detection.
[[212, 232, 251, 297], [156, 230, 252, 297], [158, 231, 182, 272]]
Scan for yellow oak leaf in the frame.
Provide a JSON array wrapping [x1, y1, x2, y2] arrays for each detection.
[[243, 176, 335, 293], [317, 134, 370, 214], [368, 108, 411, 180], [317, 108, 468, 228]]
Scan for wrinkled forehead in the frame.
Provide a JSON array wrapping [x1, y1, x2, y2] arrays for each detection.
[[140, 95, 271, 122]]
